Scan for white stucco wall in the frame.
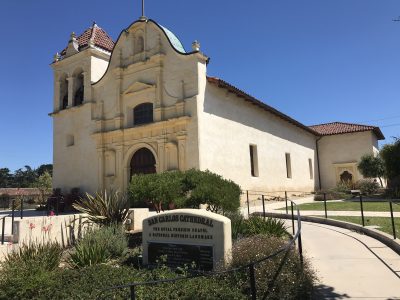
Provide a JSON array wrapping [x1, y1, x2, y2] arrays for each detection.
[[198, 83, 318, 192], [318, 131, 377, 189], [52, 105, 99, 194]]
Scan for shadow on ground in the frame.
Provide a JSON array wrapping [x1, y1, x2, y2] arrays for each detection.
[[313, 284, 350, 299]]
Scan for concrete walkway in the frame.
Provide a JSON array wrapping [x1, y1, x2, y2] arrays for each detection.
[[299, 222, 400, 299], [243, 199, 400, 299]]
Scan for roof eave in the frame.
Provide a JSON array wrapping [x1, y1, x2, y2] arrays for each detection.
[[207, 77, 319, 137]]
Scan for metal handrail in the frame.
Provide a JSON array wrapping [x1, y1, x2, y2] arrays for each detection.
[[98, 199, 303, 300], [1, 215, 7, 245]]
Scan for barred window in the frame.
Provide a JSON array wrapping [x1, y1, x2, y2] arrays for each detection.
[[133, 103, 153, 125]]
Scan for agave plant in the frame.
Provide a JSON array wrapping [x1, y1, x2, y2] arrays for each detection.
[[73, 190, 129, 226]]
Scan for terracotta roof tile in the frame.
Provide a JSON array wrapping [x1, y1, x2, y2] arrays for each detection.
[[309, 122, 385, 139], [207, 77, 385, 140], [0, 188, 41, 197], [60, 23, 114, 57]]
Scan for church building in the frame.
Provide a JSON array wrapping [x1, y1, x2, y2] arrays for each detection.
[[50, 15, 384, 195]]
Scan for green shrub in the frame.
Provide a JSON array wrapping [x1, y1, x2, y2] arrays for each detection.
[[129, 171, 186, 211], [224, 211, 245, 240], [69, 225, 128, 268], [227, 214, 289, 239], [314, 191, 351, 201], [3, 241, 62, 272], [354, 179, 380, 195], [0, 262, 244, 300], [333, 181, 352, 193], [73, 189, 129, 226], [128, 169, 241, 213], [0, 242, 62, 300], [380, 138, 400, 188], [69, 239, 108, 268], [357, 154, 385, 187], [184, 169, 241, 213], [227, 235, 316, 300], [242, 216, 289, 238]]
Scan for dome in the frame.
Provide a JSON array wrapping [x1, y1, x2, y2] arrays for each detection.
[[159, 24, 186, 53]]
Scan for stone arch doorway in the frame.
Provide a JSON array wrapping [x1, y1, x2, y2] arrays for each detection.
[[340, 170, 353, 183], [130, 147, 156, 178]]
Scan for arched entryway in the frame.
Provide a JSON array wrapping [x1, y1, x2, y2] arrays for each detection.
[[340, 170, 353, 183], [130, 148, 156, 179]]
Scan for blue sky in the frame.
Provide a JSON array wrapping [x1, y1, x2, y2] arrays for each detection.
[[1, 0, 399, 172]]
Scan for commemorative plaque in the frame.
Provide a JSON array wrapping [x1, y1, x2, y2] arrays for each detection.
[[142, 209, 232, 270]]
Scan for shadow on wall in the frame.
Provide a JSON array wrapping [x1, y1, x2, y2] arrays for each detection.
[[203, 84, 316, 149], [313, 284, 350, 300]]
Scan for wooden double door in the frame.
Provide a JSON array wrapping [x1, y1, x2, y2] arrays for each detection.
[[130, 148, 156, 178]]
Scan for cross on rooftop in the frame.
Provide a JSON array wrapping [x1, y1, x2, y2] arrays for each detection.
[[140, 0, 146, 20]]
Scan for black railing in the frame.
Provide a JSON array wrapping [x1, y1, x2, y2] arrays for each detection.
[[98, 199, 303, 299], [1, 215, 6, 245], [315, 192, 399, 240]]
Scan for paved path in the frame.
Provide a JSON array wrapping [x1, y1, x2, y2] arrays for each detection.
[[299, 221, 400, 299], [244, 199, 400, 298]]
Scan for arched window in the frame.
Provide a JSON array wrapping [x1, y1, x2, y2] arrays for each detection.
[[136, 36, 144, 54], [340, 171, 353, 183], [133, 103, 153, 125], [74, 73, 84, 106], [130, 148, 156, 179], [60, 76, 68, 110]]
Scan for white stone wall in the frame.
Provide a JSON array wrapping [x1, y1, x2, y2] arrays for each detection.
[[52, 105, 99, 193], [197, 83, 318, 192], [317, 131, 377, 189]]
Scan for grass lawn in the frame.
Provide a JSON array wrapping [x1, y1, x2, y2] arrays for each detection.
[[325, 216, 400, 238], [281, 201, 400, 212]]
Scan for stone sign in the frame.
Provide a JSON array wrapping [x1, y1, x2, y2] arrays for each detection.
[[142, 209, 232, 271]]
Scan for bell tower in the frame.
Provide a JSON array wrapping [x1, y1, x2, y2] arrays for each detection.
[[50, 23, 115, 194], [51, 22, 114, 112]]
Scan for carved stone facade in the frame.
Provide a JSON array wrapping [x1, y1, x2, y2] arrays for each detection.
[[50, 18, 383, 194]]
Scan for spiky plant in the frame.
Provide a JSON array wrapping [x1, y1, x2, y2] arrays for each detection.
[[73, 190, 129, 226]]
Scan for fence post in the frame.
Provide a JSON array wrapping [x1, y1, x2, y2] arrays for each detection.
[[262, 195, 266, 220], [323, 193, 327, 219], [249, 264, 257, 300], [298, 231, 304, 266], [11, 200, 15, 235], [130, 285, 136, 300], [1, 217, 5, 245], [389, 201, 396, 239], [285, 191, 288, 214], [359, 195, 365, 227], [291, 202, 295, 236], [246, 190, 250, 217], [56, 197, 59, 216], [20, 197, 23, 219]]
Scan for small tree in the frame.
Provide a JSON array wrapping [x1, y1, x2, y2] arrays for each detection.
[[357, 154, 385, 187], [128, 169, 241, 214], [34, 171, 53, 205], [380, 138, 400, 189]]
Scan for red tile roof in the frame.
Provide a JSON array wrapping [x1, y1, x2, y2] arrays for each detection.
[[60, 23, 114, 57], [309, 122, 385, 139], [207, 76, 318, 135], [0, 188, 41, 197], [207, 77, 384, 140]]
